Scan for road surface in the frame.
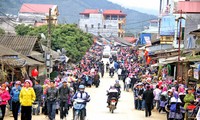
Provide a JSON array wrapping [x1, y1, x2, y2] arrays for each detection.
[[5, 72, 166, 120]]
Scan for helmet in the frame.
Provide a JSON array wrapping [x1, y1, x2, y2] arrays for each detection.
[[115, 80, 119, 83], [79, 85, 85, 89]]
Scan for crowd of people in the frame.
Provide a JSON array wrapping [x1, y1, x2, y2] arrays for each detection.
[[0, 43, 105, 120], [1, 43, 200, 120], [105, 46, 200, 120]]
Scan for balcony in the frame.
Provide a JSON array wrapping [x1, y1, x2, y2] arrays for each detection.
[[175, 1, 200, 13]]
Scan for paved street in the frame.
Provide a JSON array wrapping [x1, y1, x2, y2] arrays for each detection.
[[5, 72, 166, 120]]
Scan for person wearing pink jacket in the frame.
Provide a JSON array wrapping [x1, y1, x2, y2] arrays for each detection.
[[0, 84, 11, 120]]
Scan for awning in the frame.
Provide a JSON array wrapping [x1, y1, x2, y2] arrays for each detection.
[[139, 46, 145, 50], [96, 41, 103, 46], [151, 63, 163, 67]]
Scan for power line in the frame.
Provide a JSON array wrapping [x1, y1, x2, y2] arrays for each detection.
[[0, 18, 16, 28], [0, 11, 17, 23]]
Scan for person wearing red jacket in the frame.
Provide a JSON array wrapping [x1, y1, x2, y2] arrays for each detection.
[[0, 84, 11, 120]]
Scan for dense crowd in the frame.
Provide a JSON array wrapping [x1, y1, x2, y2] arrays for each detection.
[[1, 43, 200, 120], [108, 46, 200, 120], [0, 43, 104, 120]]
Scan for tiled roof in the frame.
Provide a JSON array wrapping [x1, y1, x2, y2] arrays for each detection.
[[103, 10, 126, 16], [0, 35, 38, 56], [177, 1, 200, 13], [80, 9, 99, 15], [0, 45, 43, 66], [19, 3, 55, 14], [0, 45, 18, 57]]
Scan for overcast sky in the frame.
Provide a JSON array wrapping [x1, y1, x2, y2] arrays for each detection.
[[107, 0, 160, 14]]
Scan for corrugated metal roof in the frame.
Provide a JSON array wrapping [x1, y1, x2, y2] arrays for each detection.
[[177, 1, 200, 13], [0, 35, 38, 56], [19, 3, 55, 14]]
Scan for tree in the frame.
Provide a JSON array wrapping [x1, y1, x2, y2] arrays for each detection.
[[15, 24, 93, 63], [15, 24, 33, 36], [0, 28, 5, 35]]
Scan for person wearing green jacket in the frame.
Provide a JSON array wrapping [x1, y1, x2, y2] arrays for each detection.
[[184, 88, 195, 109]]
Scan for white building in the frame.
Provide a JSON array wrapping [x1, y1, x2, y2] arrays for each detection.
[[18, 3, 59, 26], [79, 9, 126, 37]]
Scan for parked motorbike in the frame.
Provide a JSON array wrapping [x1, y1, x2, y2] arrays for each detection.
[[186, 101, 200, 120], [73, 99, 86, 120], [109, 97, 117, 113]]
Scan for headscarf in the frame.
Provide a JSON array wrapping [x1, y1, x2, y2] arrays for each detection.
[[25, 80, 33, 87]]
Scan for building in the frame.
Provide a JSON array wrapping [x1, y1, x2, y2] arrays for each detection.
[[173, 0, 200, 49], [18, 3, 59, 26], [79, 9, 126, 37]]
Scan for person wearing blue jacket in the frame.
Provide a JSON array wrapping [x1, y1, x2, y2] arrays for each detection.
[[10, 81, 21, 120]]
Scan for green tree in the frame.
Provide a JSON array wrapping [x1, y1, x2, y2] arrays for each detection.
[[0, 28, 5, 35], [15, 24, 93, 63], [15, 24, 33, 36]]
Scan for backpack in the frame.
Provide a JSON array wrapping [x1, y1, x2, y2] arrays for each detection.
[[170, 103, 177, 112]]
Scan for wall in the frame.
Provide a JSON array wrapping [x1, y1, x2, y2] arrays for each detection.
[[19, 13, 46, 23], [79, 14, 119, 37], [184, 14, 200, 48]]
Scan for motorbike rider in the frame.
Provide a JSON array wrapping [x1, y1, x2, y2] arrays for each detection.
[[114, 80, 121, 94], [72, 85, 90, 119], [107, 86, 119, 107]]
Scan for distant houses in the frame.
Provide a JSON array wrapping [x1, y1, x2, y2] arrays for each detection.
[[79, 9, 126, 38], [18, 3, 59, 26]]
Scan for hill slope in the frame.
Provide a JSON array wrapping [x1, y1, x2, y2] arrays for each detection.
[[0, 0, 157, 33]]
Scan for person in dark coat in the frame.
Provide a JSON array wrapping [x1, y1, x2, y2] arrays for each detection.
[[33, 79, 43, 115], [59, 80, 70, 120], [100, 61, 104, 78], [143, 85, 154, 117]]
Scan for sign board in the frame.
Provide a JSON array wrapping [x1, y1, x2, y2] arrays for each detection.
[[160, 36, 174, 44], [140, 33, 152, 46], [160, 15, 175, 36]]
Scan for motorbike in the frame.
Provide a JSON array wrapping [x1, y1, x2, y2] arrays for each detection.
[[109, 97, 117, 113], [185, 101, 200, 120], [73, 99, 86, 120]]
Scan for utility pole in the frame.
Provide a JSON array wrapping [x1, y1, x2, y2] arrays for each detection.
[[42, 8, 57, 79], [177, 10, 183, 82], [158, 0, 163, 39], [46, 8, 52, 79], [178, 10, 182, 62]]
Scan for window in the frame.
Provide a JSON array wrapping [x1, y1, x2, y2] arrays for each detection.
[[91, 24, 94, 28], [98, 23, 100, 29], [104, 25, 106, 29]]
